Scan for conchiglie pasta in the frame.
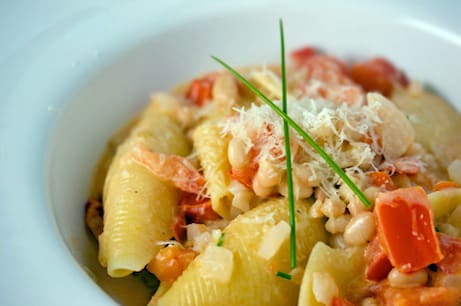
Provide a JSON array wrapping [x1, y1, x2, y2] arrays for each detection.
[[193, 120, 233, 219], [151, 198, 327, 306], [99, 101, 190, 277], [298, 242, 367, 306]]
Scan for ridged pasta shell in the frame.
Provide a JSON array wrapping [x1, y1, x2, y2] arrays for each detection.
[[152, 198, 327, 306], [99, 102, 190, 277], [298, 242, 367, 306]]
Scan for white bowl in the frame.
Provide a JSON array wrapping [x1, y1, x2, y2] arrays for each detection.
[[1, 1, 460, 305]]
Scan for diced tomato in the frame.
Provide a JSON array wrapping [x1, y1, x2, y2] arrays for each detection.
[[433, 181, 460, 192], [230, 166, 257, 189], [229, 146, 259, 189], [186, 74, 216, 106], [365, 235, 393, 281], [349, 58, 408, 97], [437, 233, 461, 274], [147, 244, 197, 283], [374, 282, 461, 306], [132, 144, 206, 194], [172, 193, 220, 241], [332, 296, 355, 306], [171, 213, 187, 242], [367, 171, 396, 190], [375, 186, 444, 273], [290, 46, 316, 66], [302, 55, 349, 83], [178, 193, 220, 223]]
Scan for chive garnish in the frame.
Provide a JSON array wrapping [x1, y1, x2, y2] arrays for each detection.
[[275, 271, 292, 280], [279, 20, 297, 269], [216, 233, 225, 246], [211, 53, 371, 208]]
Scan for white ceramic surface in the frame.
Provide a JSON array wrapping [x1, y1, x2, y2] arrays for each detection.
[[1, 1, 460, 305]]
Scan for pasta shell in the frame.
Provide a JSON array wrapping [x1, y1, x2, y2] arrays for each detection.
[[99, 103, 190, 277], [298, 242, 367, 306], [152, 198, 327, 306]]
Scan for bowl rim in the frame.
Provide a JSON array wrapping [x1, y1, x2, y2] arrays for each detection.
[[0, 1, 460, 305]]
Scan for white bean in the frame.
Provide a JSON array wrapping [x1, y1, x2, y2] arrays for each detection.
[[388, 268, 428, 288], [320, 196, 346, 218], [364, 186, 380, 205], [293, 163, 319, 186], [361, 297, 380, 306], [310, 199, 324, 218], [448, 159, 461, 184], [252, 177, 273, 198], [254, 159, 282, 188], [344, 212, 376, 246], [325, 215, 351, 234], [278, 178, 313, 200], [227, 137, 248, 169]]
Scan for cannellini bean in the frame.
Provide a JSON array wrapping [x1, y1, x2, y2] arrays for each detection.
[[278, 178, 313, 200], [448, 159, 461, 184], [231, 189, 253, 212], [252, 177, 274, 198], [293, 163, 319, 186], [325, 215, 351, 234], [254, 159, 282, 188], [227, 137, 248, 169], [228, 180, 253, 212], [367, 93, 415, 160], [347, 198, 368, 217], [310, 199, 324, 218], [344, 212, 376, 246], [388, 268, 428, 288], [363, 186, 380, 206], [361, 297, 380, 306], [320, 196, 346, 218], [312, 272, 339, 305]]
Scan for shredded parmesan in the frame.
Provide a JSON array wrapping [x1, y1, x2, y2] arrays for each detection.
[[221, 97, 383, 196]]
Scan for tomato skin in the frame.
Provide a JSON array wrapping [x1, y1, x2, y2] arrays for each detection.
[[290, 46, 316, 66], [433, 181, 459, 192], [186, 75, 216, 106], [375, 186, 443, 273], [349, 57, 408, 97], [365, 235, 393, 281], [171, 193, 220, 241], [367, 171, 396, 190], [147, 245, 197, 283]]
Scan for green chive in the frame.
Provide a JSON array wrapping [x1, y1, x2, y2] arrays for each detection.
[[275, 271, 292, 280], [211, 55, 372, 208], [217, 233, 225, 246], [279, 20, 296, 269]]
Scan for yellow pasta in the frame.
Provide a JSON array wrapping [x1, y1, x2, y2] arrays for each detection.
[[151, 198, 327, 306], [99, 101, 190, 277], [298, 242, 367, 306], [192, 120, 233, 219]]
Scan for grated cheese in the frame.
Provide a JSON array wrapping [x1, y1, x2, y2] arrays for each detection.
[[221, 96, 384, 196]]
